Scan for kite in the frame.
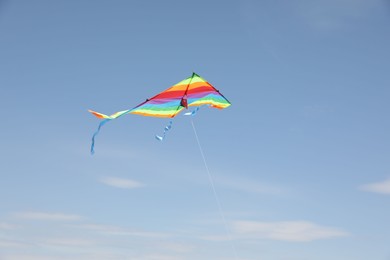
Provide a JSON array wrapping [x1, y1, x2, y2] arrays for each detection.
[[89, 72, 231, 154]]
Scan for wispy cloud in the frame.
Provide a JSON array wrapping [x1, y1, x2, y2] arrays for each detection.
[[0, 255, 76, 260], [0, 239, 30, 248], [0, 222, 19, 230], [359, 179, 390, 194], [215, 175, 285, 195], [13, 212, 83, 221], [136, 254, 184, 260], [77, 223, 170, 238], [231, 220, 348, 242], [155, 242, 195, 254], [99, 177, 144, 189], [44, 238, 95, 247], [199, 234, 231, 242]]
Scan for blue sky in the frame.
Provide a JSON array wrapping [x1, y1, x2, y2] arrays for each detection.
[[0, 0, 389, 259]]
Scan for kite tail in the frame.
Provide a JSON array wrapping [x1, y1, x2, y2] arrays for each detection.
[[183, 107, 200, 116], [91, 119, 110, 155], [155, 121, 173, 141]]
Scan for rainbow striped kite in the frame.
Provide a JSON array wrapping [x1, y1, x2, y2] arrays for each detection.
[[89, 72, 231, 153]]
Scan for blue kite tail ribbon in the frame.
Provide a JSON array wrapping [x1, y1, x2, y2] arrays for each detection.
[[155, 120, 173, 141], [91, 119, 110, 155], [183, 107, 200, 116]]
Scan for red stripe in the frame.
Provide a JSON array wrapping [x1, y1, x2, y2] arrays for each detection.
[[148, 82, 216, 100], [152, 90, 185, 99], [188, 85, 215, 94]]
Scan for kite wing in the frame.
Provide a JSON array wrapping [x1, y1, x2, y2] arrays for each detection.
[[89, 73, 231, 119], [88, 72, 231, 153], [128, 72, 231, 118]]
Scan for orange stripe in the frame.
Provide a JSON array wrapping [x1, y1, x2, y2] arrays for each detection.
[[88, 110, 109, 119], [130, 111, 175, 118], [167, 81, 210, 92]]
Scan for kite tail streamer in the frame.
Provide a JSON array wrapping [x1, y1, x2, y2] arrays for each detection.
[[183, 107, 200, 116], [155, 120, 173, 141], [191, 120, 238, 260], [91, 119, 110, 155]]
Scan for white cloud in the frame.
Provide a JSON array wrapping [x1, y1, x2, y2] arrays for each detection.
[[1, 255, 70, 260], [199, 234, 231, 242], [215, 175, 285, 195], [99, 176, 143, 189], [0, 222, 18, 230], [360, 179, 390, 194], [77, 223, 169, 238], [155, 242, 195, 253], [14, 212, 83, 221], [44, 238, 95, 247], [231, 220, 348, 242], [136, 254, 184, 260], [0, 239, 29, 248]]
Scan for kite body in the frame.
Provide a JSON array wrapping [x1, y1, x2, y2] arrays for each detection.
[[89, 72, 231, 153]]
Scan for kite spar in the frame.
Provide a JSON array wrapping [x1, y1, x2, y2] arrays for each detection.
[[89, 72, 231, 154]]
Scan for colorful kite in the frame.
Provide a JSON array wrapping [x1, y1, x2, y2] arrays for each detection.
[[89, 72, 231, 154]]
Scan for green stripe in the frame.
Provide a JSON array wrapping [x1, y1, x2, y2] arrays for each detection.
[[191, 96, 230, 104], [173, 74, 206, 86]]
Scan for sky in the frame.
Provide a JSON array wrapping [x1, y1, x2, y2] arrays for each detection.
[[0, 0, 389, 259]]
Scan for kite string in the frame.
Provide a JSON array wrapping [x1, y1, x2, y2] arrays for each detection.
[[190, 120, 238, 260]]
